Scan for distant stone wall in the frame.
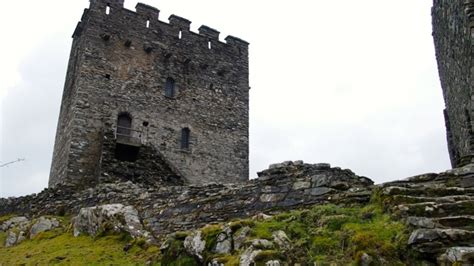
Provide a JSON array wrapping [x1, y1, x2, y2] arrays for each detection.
[[1, 162, 373, 236], [432, 0, 474, 167]]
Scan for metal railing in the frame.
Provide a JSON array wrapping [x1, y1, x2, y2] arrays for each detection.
[[114, 126, 144, 146]]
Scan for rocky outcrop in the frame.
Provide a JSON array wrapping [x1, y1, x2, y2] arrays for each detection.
[[0, 216, 61, 247], [381, 163, 474, 264], [72, 204, 151, 240]]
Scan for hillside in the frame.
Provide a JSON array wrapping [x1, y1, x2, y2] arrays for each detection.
[[2, 163, 474, 265], [0, 201, 410, 265]]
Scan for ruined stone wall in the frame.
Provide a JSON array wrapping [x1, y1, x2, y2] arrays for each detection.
[[3, 163, 373, 236], [49, 0, 249, 187], [433, 0, 474, 167]]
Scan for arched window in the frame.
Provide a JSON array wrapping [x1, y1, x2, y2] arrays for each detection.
[[165, 77, 175, 98], [181, 128, 190, 149], [117, 113, 132, 137]]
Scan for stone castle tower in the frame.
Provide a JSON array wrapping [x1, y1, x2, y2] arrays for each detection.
[[433, 0, 474, 168], [49, 0, 249, 188]]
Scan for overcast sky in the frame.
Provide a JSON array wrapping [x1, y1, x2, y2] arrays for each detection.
[[0, 0, 450, 197]]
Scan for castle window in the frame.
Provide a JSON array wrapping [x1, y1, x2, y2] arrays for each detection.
[[181, 128, 190, 150], [179, 30, 182, 39], [208, 41, 212, 50], [146, 19, 150, 28], [117, 113, 132, 137], [106, 5, 110, 15], [165, 78, 176, 98]]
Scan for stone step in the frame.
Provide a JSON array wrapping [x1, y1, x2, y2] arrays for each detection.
[[387, 195, 474, 206], [406, 216, 474, 230], [437, 247, 474, 265], [382, 186, 474, 197], [408, 229, 474, 255], [394, 200, 474, 218]]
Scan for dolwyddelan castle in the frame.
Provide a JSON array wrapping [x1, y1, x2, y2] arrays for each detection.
[[48, 0, 474, 189], [49, 0, 249, 188]]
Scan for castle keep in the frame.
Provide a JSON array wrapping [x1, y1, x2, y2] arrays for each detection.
[[433, 0, 474, 167], [49, 0, 250, 187]]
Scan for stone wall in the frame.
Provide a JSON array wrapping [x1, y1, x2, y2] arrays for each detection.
[[433, 0, 474, 167], [2, 162, 373, 237], [49, 0, 250, 188]]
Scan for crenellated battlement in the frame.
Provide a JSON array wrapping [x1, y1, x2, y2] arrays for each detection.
[[78, 0, 248, 51]]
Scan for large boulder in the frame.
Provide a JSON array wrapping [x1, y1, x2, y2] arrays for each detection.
[[72, 204, 150, 240], [30, 217, 60, 239]]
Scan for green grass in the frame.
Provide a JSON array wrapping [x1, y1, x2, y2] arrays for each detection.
[[0, 223, 161, 265]]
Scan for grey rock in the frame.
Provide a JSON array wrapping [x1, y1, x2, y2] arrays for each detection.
[[252, 213, 273, 221], [292, 181, 311, 190], [234, 226, 250, 250], [213, 226, 232, 254], [314, 163, 331, 170], [269, 161, 292, 169], [446, 164, 474, 176], [251, 239, 274, 249], [1, 216, 29, 232], [360, 252, 374, 266], [5, 231, 17, 247], [184, 231, 206, 261], [272, 230, 291, 250], [408, 228, 474, 254], [305, 187, 333, 196], [208, 260, 224, 266], [73, 204, 148, 239], [406, 216, 435, 229], [16, 231, 26, 244], [438, 246, 474, 263], [260, 193, 286, 203], [30, 217, 60, 239], [266, 261, 281, 266], [240, 246, 262, 266]]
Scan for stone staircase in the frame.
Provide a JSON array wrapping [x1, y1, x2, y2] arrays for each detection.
[[380, 164, 474, 265]]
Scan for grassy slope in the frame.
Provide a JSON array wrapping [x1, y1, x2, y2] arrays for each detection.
[[0, 228, 160, 265], [0, 200, 411, 265]]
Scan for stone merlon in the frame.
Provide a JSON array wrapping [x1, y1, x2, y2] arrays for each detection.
[[168, 14, 192, 30], [135, 3, 159, 19], [198, 25, 220, 40]]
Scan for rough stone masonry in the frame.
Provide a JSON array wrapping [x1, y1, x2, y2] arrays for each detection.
[[433, 0, 474, 168], [49, 0, 250, 188]]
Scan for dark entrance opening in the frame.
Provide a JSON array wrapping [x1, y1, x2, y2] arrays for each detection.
[[115, 113, 141, 162], [115, 143, 140, 162]]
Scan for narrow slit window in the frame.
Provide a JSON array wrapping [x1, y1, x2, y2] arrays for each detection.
[[165, 77, 175, 98], [181, 128, 190, 149], [178, 30, 182, 39], [106, 5, 111, 15], [146, 20, 150, 28], [208, 41, 212, 50]]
